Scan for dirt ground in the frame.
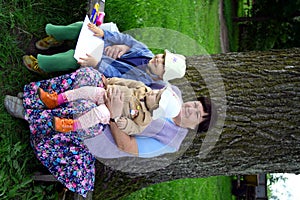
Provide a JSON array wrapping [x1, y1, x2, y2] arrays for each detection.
[[219, 0, 230, 53]]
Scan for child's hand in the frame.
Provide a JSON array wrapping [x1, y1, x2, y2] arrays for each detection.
[[105, 87, 124, 119], [78, 54, 98, 68], [88, 23, 104, 37], [105, 45, 130, 59], [101, 75, 108, 88]]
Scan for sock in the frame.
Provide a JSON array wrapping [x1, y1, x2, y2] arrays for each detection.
[[57, 94, 67, 105], [72, 120, 81, 131]]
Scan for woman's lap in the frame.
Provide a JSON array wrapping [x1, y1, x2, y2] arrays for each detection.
[[23, 67, 104, 197]]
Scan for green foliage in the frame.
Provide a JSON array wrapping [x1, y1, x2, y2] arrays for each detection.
[[124, 177, 235, 200], [237, 0, 300, 51]]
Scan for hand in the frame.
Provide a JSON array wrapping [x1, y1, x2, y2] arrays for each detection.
[[101, 75, 108, 88], [104, 45, 130, 59], [78, 54, 99, 68], [87, 22, 104, 37], [105, 86, 124, 118], [116, 117, 127, 129]]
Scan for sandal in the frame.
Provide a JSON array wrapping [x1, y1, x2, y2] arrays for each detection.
[[35, 35, 63, 50], [22, 55, 46, 74]]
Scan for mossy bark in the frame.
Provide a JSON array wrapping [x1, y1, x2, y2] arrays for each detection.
[[92, 48, 300, 199]]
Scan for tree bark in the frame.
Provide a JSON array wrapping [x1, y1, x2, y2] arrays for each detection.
[[93, 48, 300, 199]]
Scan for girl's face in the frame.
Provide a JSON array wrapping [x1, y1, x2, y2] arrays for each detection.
[[148, 54, 165, 79], [145, 90, 160, 110]]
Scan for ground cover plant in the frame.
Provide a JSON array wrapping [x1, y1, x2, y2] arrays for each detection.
[[124, 176, 234, 200], [0, 0, 235, 199]]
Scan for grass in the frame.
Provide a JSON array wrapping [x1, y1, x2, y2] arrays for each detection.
[[124, 176, 235, 200], [0, 1, 88, 199], [105, 0, 221, 54], [0, 0, 238, 199]]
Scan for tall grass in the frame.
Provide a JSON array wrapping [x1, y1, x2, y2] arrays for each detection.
[[0, 0, 234, 199]]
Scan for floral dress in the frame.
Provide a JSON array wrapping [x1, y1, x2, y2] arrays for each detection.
[[23, 67, 105, 197]]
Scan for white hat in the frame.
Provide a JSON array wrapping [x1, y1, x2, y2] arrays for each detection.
[[152, 86, 182, 120], [163, 49, 186, 81]]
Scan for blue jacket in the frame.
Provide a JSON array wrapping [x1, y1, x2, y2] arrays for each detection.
[[97, 30, 165, 87]]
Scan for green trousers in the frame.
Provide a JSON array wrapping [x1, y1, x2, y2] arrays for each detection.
[[38, 22, 83, 72]]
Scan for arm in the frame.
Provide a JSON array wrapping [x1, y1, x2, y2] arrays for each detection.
[[117, 117, 147, 135], [106, 87, 138, 155], [105, 77, 147, 89], [102, 29, 149, 50], [88, 22, 147, 50]]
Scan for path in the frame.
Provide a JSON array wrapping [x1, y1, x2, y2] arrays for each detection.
[[219, 0, 230, 53]]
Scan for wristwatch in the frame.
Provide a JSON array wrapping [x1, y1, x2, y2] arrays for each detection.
[[110, 117, 119, 122]]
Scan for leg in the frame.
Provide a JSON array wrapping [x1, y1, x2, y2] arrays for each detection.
[[54, 104, 110, 132], [35, 22, 84, 50], [37, 50, 79, 73], [32, 131, 95, 198], [23, 67, 103, 109], [75, 104, 110, 129], [38, 85, 105, 109], [45, 21, 83, 41], [64, 86, 106, 105]]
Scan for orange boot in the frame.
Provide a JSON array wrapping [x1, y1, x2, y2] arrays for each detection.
[[53, 117, 75, 133], [38, 88, 58, 109]]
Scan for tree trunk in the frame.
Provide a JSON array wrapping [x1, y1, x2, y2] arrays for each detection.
[[92, 48, 300, 199]]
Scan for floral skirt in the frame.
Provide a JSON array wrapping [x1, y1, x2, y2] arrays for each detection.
[[23, 67, 104, 197]]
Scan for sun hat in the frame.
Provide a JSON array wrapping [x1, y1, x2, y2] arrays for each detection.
[[152, 86, 182, 120], [163, 49, 186, 81]]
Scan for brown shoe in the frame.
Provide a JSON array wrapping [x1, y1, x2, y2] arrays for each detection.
[[53, 117, 75, 133], [38, 88, 58, 109], [35, 35, 63, 50]]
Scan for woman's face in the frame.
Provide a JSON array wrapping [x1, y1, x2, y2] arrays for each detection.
[[148, 54, 165, 79], [173, 101, 208, 129]]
